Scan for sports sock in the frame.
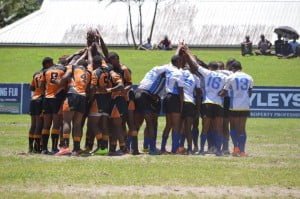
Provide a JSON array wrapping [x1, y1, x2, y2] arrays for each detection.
[[171, 131, 180, 153], [215, 134, 223, 152], [73, 137, 81, 152], [180, 134, 185, 147], [238, 133, 247, 153], [154, 129, 158, 149], [207, 131, 213, 149], [161, 135, 168, 151], [126, 135, 132, 150], [230, 130, 238, 147], [143, 136, 148, 149], [200, 133, 207, 151], [63, 133, 70, 147], [34, 135, 41, 152], [131, 136, 138, 152], [109, 143, 117, 152], [41, 129, 50, 151], [28, 133, 34, 151], [222, 136, 229, 151], [192, 128, 199, 147], [149, 137, 156, 152], [51, 129, 60, 151]]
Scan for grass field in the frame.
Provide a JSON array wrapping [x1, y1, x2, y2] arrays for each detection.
[[0, 47, 300, 198]]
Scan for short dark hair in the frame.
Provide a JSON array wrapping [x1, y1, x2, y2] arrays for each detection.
[[171, 55, 181, 66], [77, 59, 88, 68], [231, 61, 242, 70], [226, 58, 236, 67], [208, 61, 219, 70], [93, 55, 102, 66], [108, 52, 119, 61], [42, 57, 53, 67]]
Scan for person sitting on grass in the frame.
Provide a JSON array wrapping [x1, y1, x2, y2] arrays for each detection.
[[158, 35, 172, 50], [255, 34, 272, 55], [241, 36, 253, 56], [138, 37, 153, 50], [274, 34, 284, 56], [277, 39, 295, 59]]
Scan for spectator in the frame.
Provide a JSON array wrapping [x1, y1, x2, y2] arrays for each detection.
[[274, 34, 284, 55], [241, 35, 253, 56], [158, 35, 172, 50], [277, 40, 295, 59], [289, 36, 300, 54], [138, 37, 153, 50], [255, 34, 272, 55]]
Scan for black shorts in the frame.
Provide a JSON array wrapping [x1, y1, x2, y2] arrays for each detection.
[[29, 98, 43, 116], [135, 89, 161, 114], [95, 93, 112, 115], [223, 96, 230, 118], [110, 96, 128, 118], [230, 110, 250, 117], [164, 93, 181, 114], [63, 93, 86, 113], [182, 102, 196, 118], [43, 98, 63, 114], [202, 103, 224, 118]]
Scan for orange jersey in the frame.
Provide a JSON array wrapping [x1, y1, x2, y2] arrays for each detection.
[[43, 65, 66, 98], [111, 65, 132, 99], [31, 70, 44, 100], [91, 66, 116, 94], [67, 65, 91, 96]]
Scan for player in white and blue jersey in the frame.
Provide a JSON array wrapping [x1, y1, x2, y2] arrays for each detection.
[[160, 55, 185, 154], [135, 65, 167, 155], [220, 61, 253, 157], [218, 60, 234, 155], [178, 67, 201, 154], [182, 47, 228, 156]]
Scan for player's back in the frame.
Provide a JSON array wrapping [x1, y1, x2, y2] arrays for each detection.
[[68, 65, 91, 96], [228, 71, 253, 110], [203, 71, 227, 106], [31, 70, 44, 100], [165, 65, 183, 95], [44, 65, 66, 98], [182, 69, 200, 104]]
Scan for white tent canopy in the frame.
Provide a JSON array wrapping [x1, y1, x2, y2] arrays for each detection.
[[0, 0, 299, 46]]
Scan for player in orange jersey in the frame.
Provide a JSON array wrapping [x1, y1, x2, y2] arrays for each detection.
[[41, 58, 67, 154], [107, 52, 139, 155], [28, 58, 50, 153], [54, 56, 92, 156]]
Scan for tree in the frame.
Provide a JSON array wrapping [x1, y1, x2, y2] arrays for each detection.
[[0, 0, 41, 28]]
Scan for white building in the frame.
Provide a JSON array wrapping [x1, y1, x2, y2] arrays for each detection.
[[0, 0, 299, 46]]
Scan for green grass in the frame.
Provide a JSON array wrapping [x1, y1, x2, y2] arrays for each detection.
[[0, 47, 299, 198], [1, 47, 300, 85]]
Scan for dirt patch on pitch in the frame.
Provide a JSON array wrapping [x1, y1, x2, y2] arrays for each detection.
[[1, 185, 299, 198]]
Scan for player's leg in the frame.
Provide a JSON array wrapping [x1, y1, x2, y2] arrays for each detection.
[[229, 111, 240, 156], [28, 114, 36, 153], [191, 114, 200, 153], [185, 116, 194, 155], [34, 114, 43, 153], [71, 111, 84, 156], [41, 98, 53, 154], [56, 110, 73, 155], [144, 112, 159, 155], [214, 116, 224, 156], [161, 114, 171, 153], [237, 112, 249, 157]]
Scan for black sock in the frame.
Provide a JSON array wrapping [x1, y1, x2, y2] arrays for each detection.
[[34, 138, 41, 152], [51, 134, 59, 151], [131, 136, 138, 152], [109, 144, 116, 152], [29, 137, 34, 151], [63, 138, 69, 148], [42, 134, 49, 151], [100, 139, 108, 150], [73, 141, 80, 151]]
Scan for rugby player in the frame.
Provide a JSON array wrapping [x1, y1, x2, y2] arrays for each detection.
[[219, 61, 253, 157], [178, 66, 201, 154], [135, 64, 167, 155], [160, 55, 184, 154], [183, 48, 227, 156], [41, 57, 66, 154], [107, 52, 139, 154], [28, 58, 49, 153], [54, 55, 91, 156]]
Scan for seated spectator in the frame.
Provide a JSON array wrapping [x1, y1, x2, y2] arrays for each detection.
[[138, 37, 153, 50], [277, 40, 295, 59], [158, 35, 172, 50], [241, 35, 253, 56], [274, 34, 284, 55], [289, 36, 300, 54], [255, 34, 272, 55]]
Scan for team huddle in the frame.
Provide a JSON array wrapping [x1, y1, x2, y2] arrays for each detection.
[[28, 30, 253, 157]]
